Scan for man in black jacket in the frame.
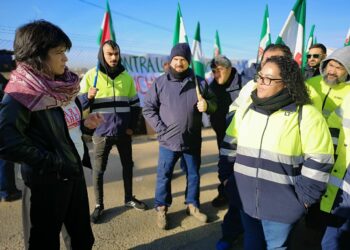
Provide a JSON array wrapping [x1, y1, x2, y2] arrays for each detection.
[[304, 43, 327, 80], [209, 55, 242, 207], [0, 49, 22, 202]]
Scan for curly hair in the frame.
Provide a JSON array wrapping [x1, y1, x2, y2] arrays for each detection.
[[264, 56, 311, 105]]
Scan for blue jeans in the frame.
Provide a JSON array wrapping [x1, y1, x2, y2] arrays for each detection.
[[322, 217, 350, 250], [240, 210, 294, 250], [155, 146, 201, 208], [0, 159, 17, 198]]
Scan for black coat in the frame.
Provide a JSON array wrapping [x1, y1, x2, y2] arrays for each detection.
[[0, 94, 91, 185], [304, 65, 321, 80], [209, 68, 242, 137]]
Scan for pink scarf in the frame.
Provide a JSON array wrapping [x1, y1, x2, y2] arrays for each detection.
[[5, 63, 80, 111]]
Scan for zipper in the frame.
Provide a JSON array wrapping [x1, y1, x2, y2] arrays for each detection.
[[255, 115, 270, 218], [321, 87, 331, 111]]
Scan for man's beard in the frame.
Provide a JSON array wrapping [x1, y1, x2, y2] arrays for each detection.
[[323, 73, 348, 86]]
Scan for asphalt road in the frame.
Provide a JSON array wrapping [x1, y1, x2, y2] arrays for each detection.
[[0, 129, 323, 250]]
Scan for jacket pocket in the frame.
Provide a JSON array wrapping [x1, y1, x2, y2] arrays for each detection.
[[158, 123, 180, 142]]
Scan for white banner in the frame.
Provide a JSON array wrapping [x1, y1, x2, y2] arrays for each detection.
[[121, 53, 248, 107]]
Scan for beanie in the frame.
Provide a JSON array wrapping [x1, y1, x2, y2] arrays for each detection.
[[170, 43, 192, 64]]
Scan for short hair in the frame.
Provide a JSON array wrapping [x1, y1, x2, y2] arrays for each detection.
[[13, 20, 71, 71], [102, 40, 120, 52], [257, 44, 293, 72], [263, 56, 311, 105], [309, 43, 327, 54], [210, 55, 232, 69], [262, 44, 293, 60]]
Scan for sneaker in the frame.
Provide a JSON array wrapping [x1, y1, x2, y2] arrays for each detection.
[[216, 235, 241, 250], [156, 206, 168, 230], [2, 190, 22, 202], [186, 204, 207, 223], [91, 205, 104, 224], [211, 193, 228, 208], [125, 196, 148, 211], [216, 239, 233, 250]]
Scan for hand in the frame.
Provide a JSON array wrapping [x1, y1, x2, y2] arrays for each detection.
[[223, 179, 228, 186], [197, 95, 208, 112], [126, 128, 133, 136], [88, 87, 98, 100], [84, 113, 105, 129]]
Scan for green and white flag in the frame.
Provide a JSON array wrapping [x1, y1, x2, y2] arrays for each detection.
[[192, 22, 205, 78], [302, 24, 315, 68], [97, 0, 116, 45], [173, 3, 188, 45], [276, 0, 306, 66], [345, 28, 350, 46], [214, 30, 222, 57], [257, 5, 271, 63]]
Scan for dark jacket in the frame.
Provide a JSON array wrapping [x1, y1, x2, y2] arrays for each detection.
[[143, 71, 217, 151], [0, 74, 8, 100], [0, 94, 90, 185], [304, 64, 321, 80], [241, 63, 258, 86], [209, 67, 242, 134]]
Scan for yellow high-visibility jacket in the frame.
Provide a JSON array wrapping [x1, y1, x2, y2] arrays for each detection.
[[321, 93, 350, 218], [219, 101, 333, 223]]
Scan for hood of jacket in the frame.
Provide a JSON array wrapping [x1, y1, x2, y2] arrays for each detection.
[[320, 46, 350, 83], [98, 41, 125, 79]]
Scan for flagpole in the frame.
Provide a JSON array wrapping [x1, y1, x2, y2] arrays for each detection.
[[190, 41, 201, 100], [93, 62, 99, 88]]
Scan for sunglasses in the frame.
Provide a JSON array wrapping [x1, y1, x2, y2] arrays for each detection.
[[307, 54, 321, 59]]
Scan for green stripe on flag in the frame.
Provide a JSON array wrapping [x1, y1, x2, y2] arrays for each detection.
[[192, 22, 205, 78], [173, 3, 188, 46], [97, 0, 116, 45]]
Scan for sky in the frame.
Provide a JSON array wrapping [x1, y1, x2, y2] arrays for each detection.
[[1, 0, 349, 68]]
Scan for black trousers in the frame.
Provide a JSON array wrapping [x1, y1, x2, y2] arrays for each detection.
[[0, 160, 18, 196], [92, 135, 134, 205], [27, 176, 94, 250]]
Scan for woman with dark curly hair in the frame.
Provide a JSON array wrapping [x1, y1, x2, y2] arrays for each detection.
[[218, 56, 334, 249]]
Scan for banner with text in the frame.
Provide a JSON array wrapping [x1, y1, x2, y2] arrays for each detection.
[[121, 53, 248, 106]]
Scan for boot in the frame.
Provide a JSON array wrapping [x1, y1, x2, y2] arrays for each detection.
[[156, 206, 168, 230], [186, 204, 207, 223], [212, 183, 228, 207]]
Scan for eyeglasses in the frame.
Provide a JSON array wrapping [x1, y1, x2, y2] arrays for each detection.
[[307, 54, 321, 59], [254, 73, 283, 86]]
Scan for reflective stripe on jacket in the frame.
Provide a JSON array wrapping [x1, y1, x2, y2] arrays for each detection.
[[321, 94, 350, 218], [219, 102, 334, 224], [306, 75, 350, 119], [79, 68, 139, 136]]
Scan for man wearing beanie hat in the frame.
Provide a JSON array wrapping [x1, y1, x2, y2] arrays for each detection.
[[143, 43, 217, 229], [169, 42, 192, 65]]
